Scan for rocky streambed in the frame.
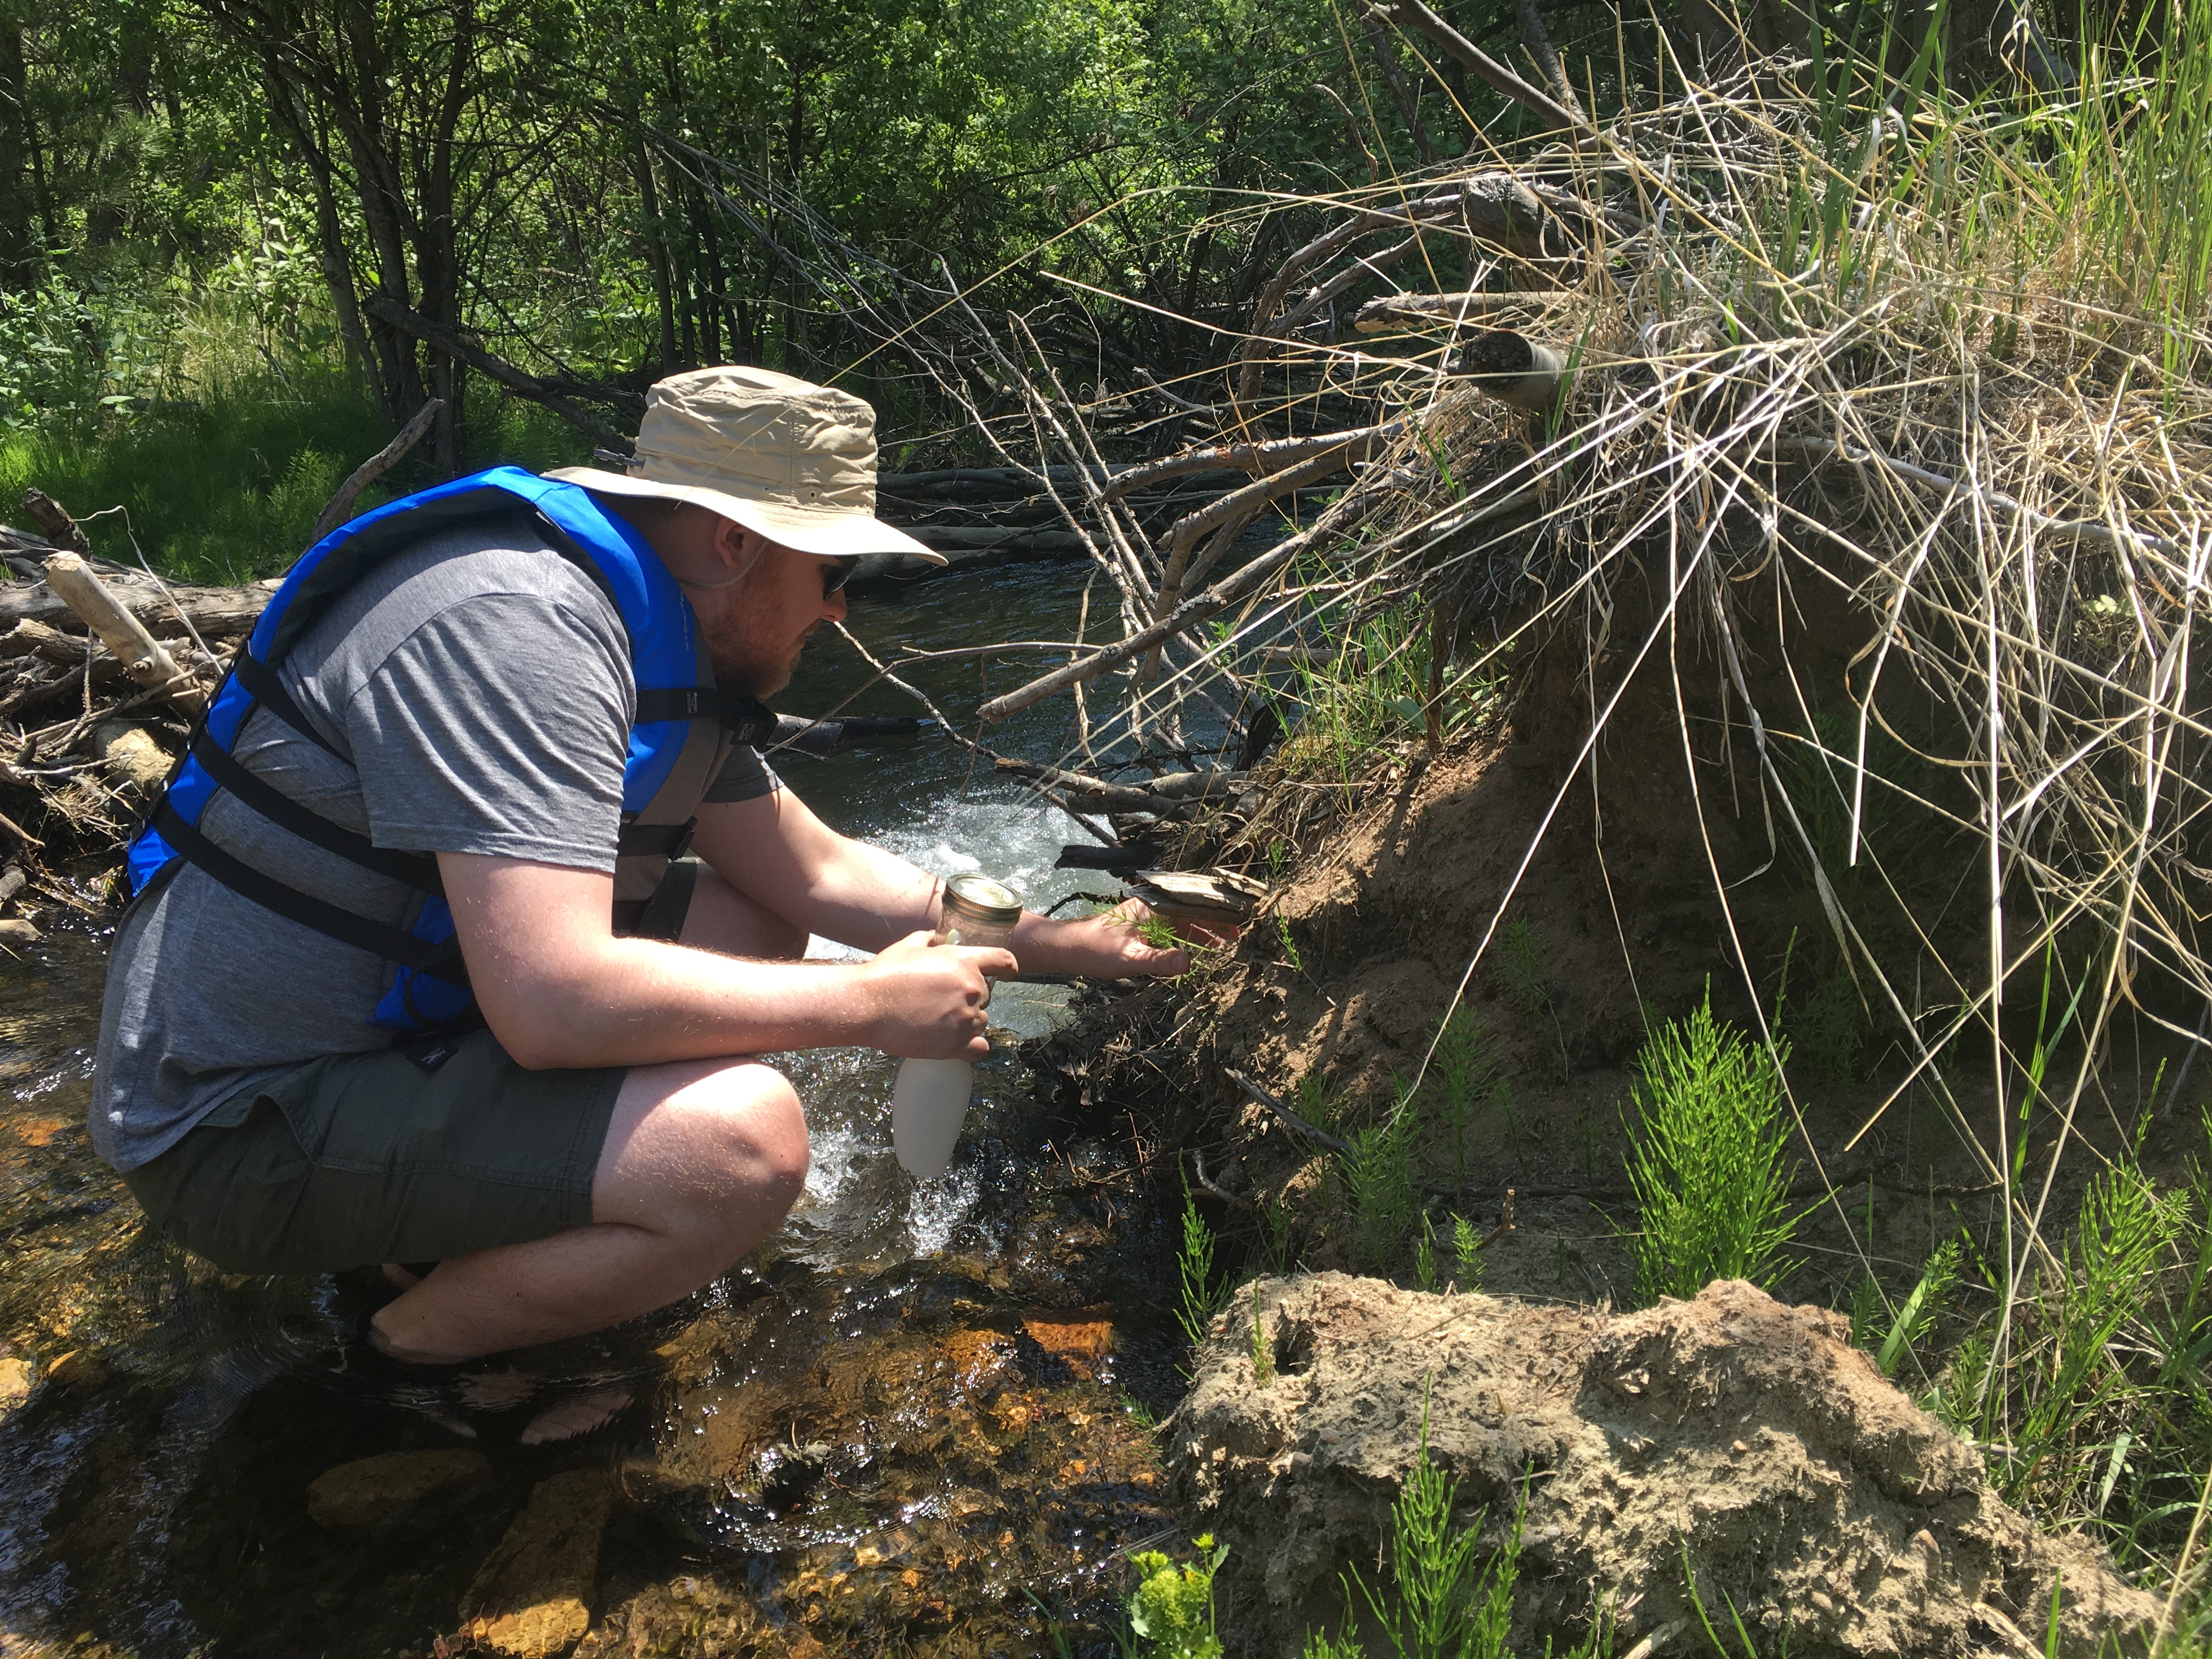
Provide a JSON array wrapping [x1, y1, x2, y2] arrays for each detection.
[[0, 917, 1189, 1659]]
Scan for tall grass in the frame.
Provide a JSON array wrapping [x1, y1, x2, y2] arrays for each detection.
[[0, 282, 594, 584], [1936, 1127, 2212, 1576], [2055, 0, 2212, 355]]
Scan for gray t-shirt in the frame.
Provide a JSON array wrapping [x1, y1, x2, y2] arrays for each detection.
[[91, 519, 778, 1172]]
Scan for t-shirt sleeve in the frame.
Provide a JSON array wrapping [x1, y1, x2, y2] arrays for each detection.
[[342, 592, 631, 870], [703, 743, 783, 804]]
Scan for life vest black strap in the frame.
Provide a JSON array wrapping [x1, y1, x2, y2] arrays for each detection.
[[633, 686, 779, 746], [230, 650, 346, 759], [152, 802, 468, 980], [616, 816, 696, 860], [188, 729, 445, 894]]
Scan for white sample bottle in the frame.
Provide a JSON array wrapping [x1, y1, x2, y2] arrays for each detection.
[[891, 872, 1025, 1180]]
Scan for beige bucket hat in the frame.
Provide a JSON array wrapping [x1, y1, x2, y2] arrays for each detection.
[[546, 365, 943, 564]]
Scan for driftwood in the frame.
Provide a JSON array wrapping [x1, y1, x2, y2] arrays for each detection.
[[992, 755, 1193, 816], [42, 555, 204, 712]]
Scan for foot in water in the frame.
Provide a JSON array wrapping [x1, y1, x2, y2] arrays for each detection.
[[518, 1387, 634, 1445], [339, 1269, 635, 1444]]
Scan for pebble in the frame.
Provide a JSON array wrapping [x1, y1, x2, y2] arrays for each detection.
[[308, 1449, 495, 1528]]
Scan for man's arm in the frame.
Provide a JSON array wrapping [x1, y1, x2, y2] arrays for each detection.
[[438, 852, 1012, 1071], [690, 788, 1197, 978]]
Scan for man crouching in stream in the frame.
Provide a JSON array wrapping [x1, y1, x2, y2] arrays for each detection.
[[90, 366, 1186, 1436]]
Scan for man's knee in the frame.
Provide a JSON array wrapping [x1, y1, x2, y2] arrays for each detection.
[[599, 1060, 808, 1239], [708, 1065, 809, 1200]]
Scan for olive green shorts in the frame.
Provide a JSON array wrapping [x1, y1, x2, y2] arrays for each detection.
[[123, 862, 702, 1277]]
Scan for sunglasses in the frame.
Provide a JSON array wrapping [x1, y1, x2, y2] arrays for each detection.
[[822, 557, 860, 599]]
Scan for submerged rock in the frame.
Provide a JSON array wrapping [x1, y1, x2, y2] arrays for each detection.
[[306, 1448, 495, 1528], [459, 1468, 613, 1657], [0, 1353, 33, 1412], [1170, 1274, 2159, 1659]]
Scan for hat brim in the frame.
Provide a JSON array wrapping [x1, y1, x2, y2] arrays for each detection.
[[544, 465, 947, 565]]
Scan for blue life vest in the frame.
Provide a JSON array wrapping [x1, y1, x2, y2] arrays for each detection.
[[125, 465, 774, 1034]]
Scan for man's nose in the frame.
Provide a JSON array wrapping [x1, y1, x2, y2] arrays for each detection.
[[823, 586, 849, 623]]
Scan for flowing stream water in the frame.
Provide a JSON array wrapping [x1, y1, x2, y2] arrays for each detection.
[[0, 562, 1201, 1659]]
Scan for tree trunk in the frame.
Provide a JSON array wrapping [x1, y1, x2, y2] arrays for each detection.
[[0, 19, 31, 290]]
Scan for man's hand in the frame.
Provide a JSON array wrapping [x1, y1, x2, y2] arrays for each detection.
[[861, 930, 1017, 1059], [1012, 898, 1224, 980]]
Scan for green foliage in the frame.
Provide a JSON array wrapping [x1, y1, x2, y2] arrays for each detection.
[[1339, 1099, 1419, 1274], [1176, 1169, 1221, 1350], [1337, 1412, 1523, 1659], [1497, 920, 1548, 1022], [1876, 1241, 1961, 1380], [1621, 995, 1802, 1306], [1452, 1214, 1485, 1293], [1679, 1537, 1783, 1659], [1417, 1005, 1514, 1183], [1413, 1215, 1439, 1293], [1933, 1121, 2212, 1572], [1277, 596, 1502, 797], [1127, 1536, 1228, 1659]]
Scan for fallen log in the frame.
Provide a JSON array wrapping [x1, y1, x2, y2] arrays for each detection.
[[1449, 329, 1571, 412], [3, 618, 113, 669], [0, 574, 271, 639]]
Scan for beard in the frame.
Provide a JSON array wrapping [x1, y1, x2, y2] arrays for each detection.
[[695, 574, 805, 699]]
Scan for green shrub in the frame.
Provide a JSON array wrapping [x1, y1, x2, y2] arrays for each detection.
[[1621, 995, 1802, 1306], [1128, 1536, 1228, 1659], [1339, 1102, 1418, 1274]]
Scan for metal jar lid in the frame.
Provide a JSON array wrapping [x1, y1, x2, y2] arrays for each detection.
[[941, 872, 1024, 930]]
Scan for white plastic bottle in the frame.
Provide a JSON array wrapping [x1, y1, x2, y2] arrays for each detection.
[[890, 873, 1024, 1180]]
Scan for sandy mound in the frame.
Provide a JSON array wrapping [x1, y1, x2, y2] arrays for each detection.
[[1169, 1276, 2159, 1658]]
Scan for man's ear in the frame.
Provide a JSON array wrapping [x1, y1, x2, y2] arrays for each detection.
[[708, 516, 765, 584]]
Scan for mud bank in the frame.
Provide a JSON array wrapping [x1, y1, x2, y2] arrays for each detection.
[[1167, 1274, 2159, 1659]]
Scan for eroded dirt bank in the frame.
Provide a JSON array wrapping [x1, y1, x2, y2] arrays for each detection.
[[1168, 1274, 2159, 1659]]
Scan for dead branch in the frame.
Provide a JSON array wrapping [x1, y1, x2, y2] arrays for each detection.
[[1376, 0, 1588, 134], [1514, 0, 1587, 123], [1099, 425, 1401, 503], [311, 396, 445, 541], [19, 490, 90, 556], [363, 295, 633, 455], [1354, 290, 1579, 332]]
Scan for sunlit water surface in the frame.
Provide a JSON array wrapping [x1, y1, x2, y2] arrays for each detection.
[[0, 562, 1205, 1659]]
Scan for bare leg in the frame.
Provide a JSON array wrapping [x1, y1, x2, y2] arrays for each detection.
[[370, 869, 813, 1364]]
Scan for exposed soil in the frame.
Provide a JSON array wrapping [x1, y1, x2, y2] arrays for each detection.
[[1169, 1274, 2161, 1659]]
